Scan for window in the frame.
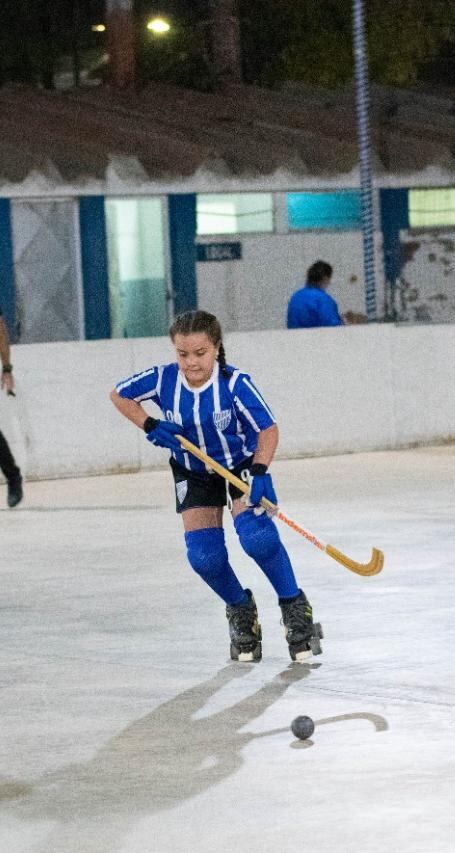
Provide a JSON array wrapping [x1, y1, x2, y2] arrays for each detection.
[[197, 193, 274, 235], [409, 188, 455, 227], [287, 191, 362, 230], [105, 198, 169, 338]]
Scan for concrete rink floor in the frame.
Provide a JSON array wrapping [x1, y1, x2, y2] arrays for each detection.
[[1, 445, 454, 853]]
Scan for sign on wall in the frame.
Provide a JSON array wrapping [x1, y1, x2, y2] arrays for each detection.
[[197, 242, 242, 262]]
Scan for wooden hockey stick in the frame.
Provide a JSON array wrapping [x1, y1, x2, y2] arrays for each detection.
[[177, 435, 384, 577]]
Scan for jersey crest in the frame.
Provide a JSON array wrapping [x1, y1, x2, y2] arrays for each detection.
[[213, 409, 232, 431]]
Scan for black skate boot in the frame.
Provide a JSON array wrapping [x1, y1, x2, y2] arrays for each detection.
[[7, 473, 23, 508], [279, 591, 323, 662], [226, 589, 262, 662]]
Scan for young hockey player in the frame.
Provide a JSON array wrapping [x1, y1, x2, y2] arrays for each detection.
[[110, 310, 321, 662]]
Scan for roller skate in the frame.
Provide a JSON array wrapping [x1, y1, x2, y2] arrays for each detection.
[[279, 590, 323, 662], [226, 589, 262, 662]]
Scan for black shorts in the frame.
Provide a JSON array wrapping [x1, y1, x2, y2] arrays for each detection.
[[170, 457, 253, 514]]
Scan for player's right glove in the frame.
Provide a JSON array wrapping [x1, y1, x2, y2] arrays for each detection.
[[143, 416, 182, 452]]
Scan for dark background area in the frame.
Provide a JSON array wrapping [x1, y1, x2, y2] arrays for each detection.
[[0, 0, 454, 91]]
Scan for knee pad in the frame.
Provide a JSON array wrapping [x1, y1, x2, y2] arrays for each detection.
[[185, 527, 229, 583], [234, 511, 281, 563]]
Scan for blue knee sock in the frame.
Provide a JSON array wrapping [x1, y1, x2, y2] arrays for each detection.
[[234, 511, 300, 598], [185, 527, 248, 606]]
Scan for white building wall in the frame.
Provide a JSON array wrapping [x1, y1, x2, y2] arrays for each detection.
[[1, 324, 454, 481], [196, 230, 385, 332]]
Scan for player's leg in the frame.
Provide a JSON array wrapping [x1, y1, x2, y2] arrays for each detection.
[[172, 460, 261, 661], [232, 500, 321, 661], [182, 508, 262, 661], [0, 430, 22, 508], [231, 500, 300, 598], [182, 506, 246, 605]]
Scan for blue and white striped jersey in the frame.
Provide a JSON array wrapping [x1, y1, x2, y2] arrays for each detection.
[[116, 362, 276, 472]]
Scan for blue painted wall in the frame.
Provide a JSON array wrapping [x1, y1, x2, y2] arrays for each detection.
[[79, 197, 111, 339], [0, 200, 16, 339], [168, 194, 197, 315], [380, 189, 409, 320], [380, 189, 409, 284]]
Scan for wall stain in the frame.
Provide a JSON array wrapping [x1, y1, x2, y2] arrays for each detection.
[[414, 304, 432, 321], [399, 230, 455, 323], [401, 241, 421, 264]]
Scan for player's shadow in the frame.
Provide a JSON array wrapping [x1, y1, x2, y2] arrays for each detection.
[[0, 662, 318, 852]]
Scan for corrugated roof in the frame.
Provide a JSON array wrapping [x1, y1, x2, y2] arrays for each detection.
[[0, 81, 454, 186]]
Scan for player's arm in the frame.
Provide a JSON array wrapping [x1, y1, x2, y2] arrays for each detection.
[[110, 367, 160, 429], [252, 423, 279, 468], [109, 389, 149, 429], [110, 388, 181, 451]]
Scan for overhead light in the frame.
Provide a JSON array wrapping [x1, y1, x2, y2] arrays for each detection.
[[147, 17, 171, 34], [91, 24, 106, 33]]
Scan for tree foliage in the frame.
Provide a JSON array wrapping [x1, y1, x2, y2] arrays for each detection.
[[0, 0, 454, 91], [0, 0, 101, 87], [238, 0, 455, 88]]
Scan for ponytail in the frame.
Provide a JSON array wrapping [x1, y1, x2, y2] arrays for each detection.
[[217, 342, 232, 378]]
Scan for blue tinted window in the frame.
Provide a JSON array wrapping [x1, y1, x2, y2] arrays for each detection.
[[287, 191, 361, 230]]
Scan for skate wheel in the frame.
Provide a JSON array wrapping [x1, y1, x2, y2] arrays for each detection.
[[313, 622, 324, 640], [230, 642, 240, 661], [252, 642, 262, 661], [309, 636, 322, 656]]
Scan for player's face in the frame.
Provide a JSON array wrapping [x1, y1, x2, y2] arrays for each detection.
[[173, 332, 219, 387]]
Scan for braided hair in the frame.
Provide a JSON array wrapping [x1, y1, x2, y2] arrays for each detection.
[[169, 310, 232, 378]]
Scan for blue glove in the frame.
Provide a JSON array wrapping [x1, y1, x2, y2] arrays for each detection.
[[249, 463, 277, 508], [144, 416, 182, 452]]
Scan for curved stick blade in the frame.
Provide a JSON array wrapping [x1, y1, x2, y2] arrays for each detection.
[[325, 545, 384, 577]]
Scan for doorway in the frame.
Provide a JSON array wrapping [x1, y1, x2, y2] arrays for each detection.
[[105, 197, 170, 338]]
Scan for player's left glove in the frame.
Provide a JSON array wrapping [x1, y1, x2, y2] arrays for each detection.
[[249, 463, 277, 511], [143, 416, 182, 452]]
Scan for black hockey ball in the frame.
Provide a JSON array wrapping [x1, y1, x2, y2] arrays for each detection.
[[291, 715, 315, 740]]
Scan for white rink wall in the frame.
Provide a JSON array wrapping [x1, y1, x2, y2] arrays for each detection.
[[1, 324, 455, 481], [197, 230, 385, 332]]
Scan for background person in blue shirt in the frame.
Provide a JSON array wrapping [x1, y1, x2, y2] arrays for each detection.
[[287, 260, 344, 329]]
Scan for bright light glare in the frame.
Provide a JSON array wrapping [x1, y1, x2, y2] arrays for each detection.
[[91, 24, 106, 32], [147, 18, 171, 34]]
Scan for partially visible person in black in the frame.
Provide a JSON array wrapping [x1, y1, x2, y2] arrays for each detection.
[[0, 308, 23, 507]]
